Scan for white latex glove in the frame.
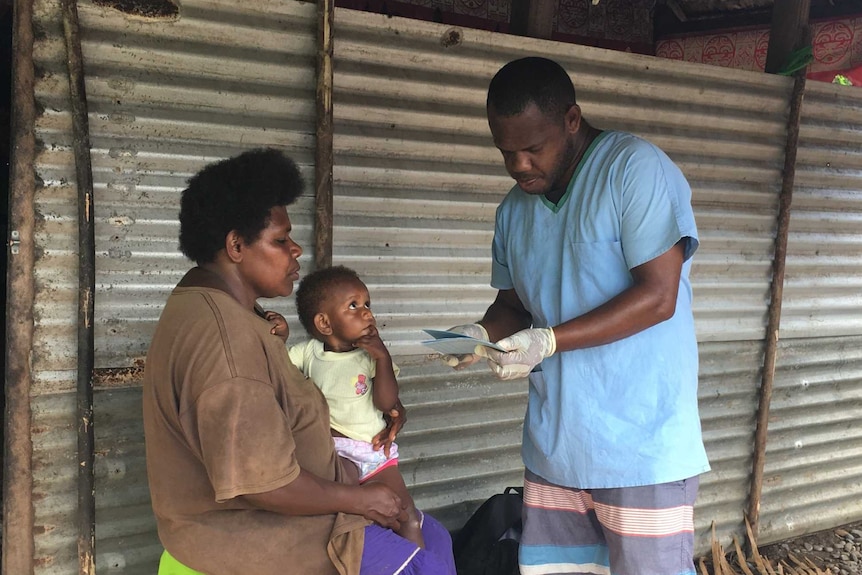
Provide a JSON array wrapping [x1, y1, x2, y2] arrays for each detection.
[[475, 328, 556, 380], [440, 323, 489, 370]]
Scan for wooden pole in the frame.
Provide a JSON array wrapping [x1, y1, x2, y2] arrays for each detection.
[[765, 0, 811, 73], [314, 0, 334, 270], [510, 0, 554, 39], [747, 69, 807, 538], [4, 0, 37, 569], [60, 0, 97, 572]]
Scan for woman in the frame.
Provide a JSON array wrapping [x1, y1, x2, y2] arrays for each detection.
[[142, 148, 456, 575]]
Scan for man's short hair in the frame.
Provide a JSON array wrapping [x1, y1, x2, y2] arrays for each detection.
[[295, 265, 362, 337], [178, 148, 303, 265], [487, 57, 576, 119]]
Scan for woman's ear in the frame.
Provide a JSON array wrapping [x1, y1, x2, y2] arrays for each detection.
[[314, 313, 333, 336], [225, 230, 244, 263]]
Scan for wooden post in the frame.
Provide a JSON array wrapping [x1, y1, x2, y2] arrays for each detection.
[[747, 70, 807, 539], [314, 0, 334, 270], [510, 0, 554, 39], [60, 0, 97, 572], [4, 0, 37, 569], [765, 0, 811, 73]]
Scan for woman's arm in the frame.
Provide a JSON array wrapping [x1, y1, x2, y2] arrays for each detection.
[[243, 469, 405, 529]]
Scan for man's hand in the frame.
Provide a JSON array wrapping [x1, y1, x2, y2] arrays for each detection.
[[476, 327, 556, 380], [439, 323, 489, 369], [371, 400, 407, 458], [357, 481, 407, 530]]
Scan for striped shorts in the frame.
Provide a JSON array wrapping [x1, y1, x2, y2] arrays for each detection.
[[519, 469, 699, 575]]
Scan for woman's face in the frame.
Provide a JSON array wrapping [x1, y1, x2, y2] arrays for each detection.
[[237, 206, 303, 299]]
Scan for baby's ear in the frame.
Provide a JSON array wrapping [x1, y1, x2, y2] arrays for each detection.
[[314, 313, 332, 336]]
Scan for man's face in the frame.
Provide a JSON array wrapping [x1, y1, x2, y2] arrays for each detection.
[[488, 102, 579, 197]]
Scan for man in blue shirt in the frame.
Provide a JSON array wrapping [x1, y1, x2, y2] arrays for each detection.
[[447, 57, 710, 575]]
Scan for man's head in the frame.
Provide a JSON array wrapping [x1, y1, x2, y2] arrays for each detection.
[[295, 266, 376, 348], [486, 57, 583, 198], [178, 148, 304, 265], [487, 57, 576, 120]]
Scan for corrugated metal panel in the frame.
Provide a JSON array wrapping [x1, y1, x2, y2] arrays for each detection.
[[756, 81, 862, 544], [30, 0, 88, 571], [782, 81, 862, 340], [332, 10, 792, 347], [330, 9, 792, 551], [79, 0, 320, 367], [27, 2, 862, 573], [29, 0, 320, 572], [758, 336, 862, 544]]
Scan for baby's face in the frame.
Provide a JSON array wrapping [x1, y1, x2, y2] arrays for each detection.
[[323, 279, 376, 344]]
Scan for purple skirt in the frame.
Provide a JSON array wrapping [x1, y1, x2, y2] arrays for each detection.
[[360, 511, 456, 575]]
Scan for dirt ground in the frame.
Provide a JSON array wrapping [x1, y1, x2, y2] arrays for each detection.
[[757, 521, 862, 575]]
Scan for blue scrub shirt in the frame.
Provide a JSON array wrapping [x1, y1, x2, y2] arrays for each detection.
[[491, 131, 711, 488]]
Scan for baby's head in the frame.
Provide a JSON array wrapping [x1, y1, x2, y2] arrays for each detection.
[[295, 266, 376, 348]]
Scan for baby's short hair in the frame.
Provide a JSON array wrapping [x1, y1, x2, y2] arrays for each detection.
[[295, 265, 362, 337]]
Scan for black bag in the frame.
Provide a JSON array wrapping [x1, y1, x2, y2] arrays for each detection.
[[452, 486, 523, 575]]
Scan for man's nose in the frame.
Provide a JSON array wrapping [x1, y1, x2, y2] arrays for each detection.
[[507, 152, 531, 174]]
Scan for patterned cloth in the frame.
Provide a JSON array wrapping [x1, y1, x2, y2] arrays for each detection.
[[519, 469, 699, 575]]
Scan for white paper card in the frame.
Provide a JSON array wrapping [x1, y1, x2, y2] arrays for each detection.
[[421, 329, 507, 355]]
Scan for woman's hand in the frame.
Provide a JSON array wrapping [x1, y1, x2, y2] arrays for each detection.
[[357, 481, 407, 530], [372, 400, 407, 458]]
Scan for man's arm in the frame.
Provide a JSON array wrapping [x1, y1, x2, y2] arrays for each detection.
[[479, 288, 533, 343], [552, 240, 685, 352], [477, 241, 686, 380]]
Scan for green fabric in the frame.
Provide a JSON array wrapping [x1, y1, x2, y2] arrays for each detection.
[[159, 550, 207, 575]]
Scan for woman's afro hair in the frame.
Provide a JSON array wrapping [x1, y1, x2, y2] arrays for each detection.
[[179, 148, 303, 265]]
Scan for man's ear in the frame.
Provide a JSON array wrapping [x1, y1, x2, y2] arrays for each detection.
[[224, 230, 244, 263], [314, 313, 333, 336], [564, 103, 582, 135]]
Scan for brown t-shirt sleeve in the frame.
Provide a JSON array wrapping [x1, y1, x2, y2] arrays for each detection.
[[187, 377, 301, 502]]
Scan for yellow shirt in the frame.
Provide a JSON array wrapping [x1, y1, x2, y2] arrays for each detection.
[[288, 339, 400, 443]]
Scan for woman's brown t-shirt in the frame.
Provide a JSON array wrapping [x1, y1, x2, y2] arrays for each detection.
[[142, 287, 368, 575]]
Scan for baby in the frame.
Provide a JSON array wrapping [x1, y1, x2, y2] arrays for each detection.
[[267, 265, 424, 548]]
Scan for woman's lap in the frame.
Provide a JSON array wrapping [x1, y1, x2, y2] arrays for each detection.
[[360, 512, 455, 575]]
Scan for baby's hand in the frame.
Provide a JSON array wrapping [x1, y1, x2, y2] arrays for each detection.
[[353, 327, 389, 361], [264, 310, 289, 342]]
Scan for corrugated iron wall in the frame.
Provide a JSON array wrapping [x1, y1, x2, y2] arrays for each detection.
[[756, 81, 862, 545], [28, 0, 319, 572], [14, 1, 862, 573], [330, 9, 793, 551]]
